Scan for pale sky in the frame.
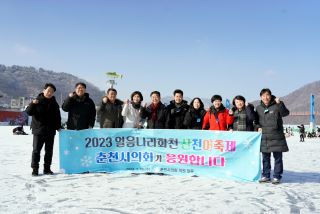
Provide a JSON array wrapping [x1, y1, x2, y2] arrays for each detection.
[[0, 0, 319, 102]]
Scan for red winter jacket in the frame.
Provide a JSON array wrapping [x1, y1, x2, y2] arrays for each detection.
[[202, 107, 234, 131]]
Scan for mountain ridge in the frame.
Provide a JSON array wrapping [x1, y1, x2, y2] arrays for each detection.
[[0, 64, 319, 124]]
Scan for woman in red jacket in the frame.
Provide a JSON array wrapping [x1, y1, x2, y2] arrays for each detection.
[[202, 95, 234, 131]]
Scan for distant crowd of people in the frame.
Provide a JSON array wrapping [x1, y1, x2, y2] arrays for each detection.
[[294, 125, 320, 141], [25, 82, 290, 185]]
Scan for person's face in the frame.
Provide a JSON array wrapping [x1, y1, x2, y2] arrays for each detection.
[[235, 99, 245, 110], [174, 93, 183, 104], [43, 87, 55, 99], [75, 85, 86, 97], [261, 92, 271, 106], [151, 93, 160, 105], [107, 91, 117, 102], [213, 100, 221, 109], [132, 94, 141, 103], [193, 99, 201, 110]]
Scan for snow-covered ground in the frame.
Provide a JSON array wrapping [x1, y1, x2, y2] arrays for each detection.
[[0, 126, 319, 214]]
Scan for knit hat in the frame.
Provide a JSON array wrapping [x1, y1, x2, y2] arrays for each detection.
[[211, 95, 222, 103]]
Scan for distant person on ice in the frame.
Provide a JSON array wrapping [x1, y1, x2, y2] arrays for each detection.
[[297, 124, 305, 142], [62, 82, 96, 130], [25, 83, 61, 176], [255, 88, 289, 184], [202, 95, 234, 130], [12, 125, 28, 135], [166, 89, 189, 129]]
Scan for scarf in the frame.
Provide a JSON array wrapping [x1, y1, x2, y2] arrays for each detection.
[[151, 103, 160, 122], [132, 102, 141, 110]]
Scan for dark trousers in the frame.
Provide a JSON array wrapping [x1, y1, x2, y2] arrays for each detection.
[[262, 152, 283, 179], [31, 134, 55, 169], [300, 134, 304, 142]]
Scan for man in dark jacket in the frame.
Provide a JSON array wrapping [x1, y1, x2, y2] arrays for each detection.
[[297, 124, 305, 142], [98, 88, 124, 128], [255, 88, 289, 184], [166, 89, 189, 129], [140, 91, 167, 129], [25, 83, 61, 176], [62, 82, 96, 130]]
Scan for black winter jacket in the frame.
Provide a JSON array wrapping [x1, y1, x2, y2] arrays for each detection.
[[231, 104, 257, 131], [62, 93, 96, 130], [25, 93, 61, 135], [98, 99, 124, 128], [255, 97, 289, 153], [165, 100, 189, 129], [183, 107, 206, 129], [140, 102, 167, 129]]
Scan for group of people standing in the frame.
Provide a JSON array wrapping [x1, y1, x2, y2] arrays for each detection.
[[26, 83, 290, 185]]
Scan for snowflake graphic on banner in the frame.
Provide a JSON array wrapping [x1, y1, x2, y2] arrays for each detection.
[[243, 138, 253, 149], [80, 156, 93, 167]]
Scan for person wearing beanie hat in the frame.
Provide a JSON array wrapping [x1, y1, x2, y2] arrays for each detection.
[[202, 94, 234, 130], [229, 95, 257, 131]]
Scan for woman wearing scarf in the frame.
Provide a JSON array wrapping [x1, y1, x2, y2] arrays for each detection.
[[122, 91, 144, 128], [229, 95, 257, 132]]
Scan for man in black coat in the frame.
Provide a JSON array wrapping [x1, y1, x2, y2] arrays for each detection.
[[62, 82, 96, 130], [25, 83, 61, 176], [166, 89, 189, 129], [255, 88, 289, 184], [98, 88, 124, 128], [140, 91, 167, 129], [297, 124, 305, 142]]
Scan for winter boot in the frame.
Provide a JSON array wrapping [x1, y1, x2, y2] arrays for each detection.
[[259, 176, 271, 183], [32, 168, 39, 176], [271, 178, 281, 184], [43, 166, 54, 175]]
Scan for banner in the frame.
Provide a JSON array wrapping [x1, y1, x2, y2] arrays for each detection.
[[0, 110, 28, 125], [59, 128, 261, 182]]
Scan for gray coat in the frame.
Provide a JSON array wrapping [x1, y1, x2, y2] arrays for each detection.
[[255, 97, 289, 153]]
